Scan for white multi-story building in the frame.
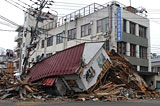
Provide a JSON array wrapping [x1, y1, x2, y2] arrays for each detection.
[[19, 1, 151, 73]]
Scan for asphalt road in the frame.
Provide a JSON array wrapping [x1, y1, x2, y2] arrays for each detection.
[[0, 99, 160, 106]]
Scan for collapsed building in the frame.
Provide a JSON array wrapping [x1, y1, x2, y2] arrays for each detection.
[[28, 42, 112, 95], [0, 42, 159, 101]]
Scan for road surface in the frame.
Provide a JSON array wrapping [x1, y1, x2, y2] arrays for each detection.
[[0, 99, 160, 106]]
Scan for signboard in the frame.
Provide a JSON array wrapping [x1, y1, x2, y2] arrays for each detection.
[[117, 7, 122, 42]]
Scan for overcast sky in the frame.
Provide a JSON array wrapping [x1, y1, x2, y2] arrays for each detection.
[[0, 0, 160, 54]]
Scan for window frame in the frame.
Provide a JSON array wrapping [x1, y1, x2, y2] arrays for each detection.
[[139, 25, 147, 38], [56, 32, 64, 44], [130, 43, 136, 57], [47, 36, 53, 47], [97, 17, 109, 33], [81, 23, 92, 37], [68, 28, 76, 41], [123, 19, 127, 32], [130, 22, 136, 35], [41, 40, 44, 48]]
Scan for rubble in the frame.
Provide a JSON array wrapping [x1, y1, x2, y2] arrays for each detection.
[[0, 71, 45, 101], [75, 50, 160, 101], [0, 49, 159, 102]]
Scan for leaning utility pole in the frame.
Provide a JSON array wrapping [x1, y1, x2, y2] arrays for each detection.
[[22, 0, 53, 75]]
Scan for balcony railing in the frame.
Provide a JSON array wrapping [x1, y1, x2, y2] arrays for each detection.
[[57, 3, 105, 27]]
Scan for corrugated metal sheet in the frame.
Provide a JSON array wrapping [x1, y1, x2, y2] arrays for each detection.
[[43, 78, 56, 86], [29, 43, 85, 82]]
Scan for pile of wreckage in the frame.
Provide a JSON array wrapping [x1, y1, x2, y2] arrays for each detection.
[[0, 42, 159, 101]]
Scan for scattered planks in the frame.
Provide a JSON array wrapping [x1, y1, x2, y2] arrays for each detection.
[[0, 71, 45, 100], [76, 50, 160, 102]]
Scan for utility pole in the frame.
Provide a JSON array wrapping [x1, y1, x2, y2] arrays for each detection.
[[22, 0, 54, 75], [130, 0, 131, 6]]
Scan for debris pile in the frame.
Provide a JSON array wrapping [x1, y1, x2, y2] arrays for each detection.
[[0, 71, 45, 100], [0, 50, 159, 102], [76, 50, 159, 101]]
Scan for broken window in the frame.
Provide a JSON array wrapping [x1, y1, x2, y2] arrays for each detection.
[[86, 67, 95, 83], [97, 53, 106, 68]]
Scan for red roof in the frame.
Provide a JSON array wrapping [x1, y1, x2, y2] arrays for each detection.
[[43, 78, 56, 86], [28, 43, 85, 82]]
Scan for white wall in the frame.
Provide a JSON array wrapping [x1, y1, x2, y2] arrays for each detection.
[[80, 47, 111, 90]]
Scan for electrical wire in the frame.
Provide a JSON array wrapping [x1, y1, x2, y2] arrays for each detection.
[[54, 1, 87, 5], [17, 0, 35, 9], [5, 0, 35, 18], [0, 14, 20, 27], [0, 29, 16, 32], [0, 21, 17, 28]]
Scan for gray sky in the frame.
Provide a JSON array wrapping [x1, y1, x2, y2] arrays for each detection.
[[0, 0, 160, 54]]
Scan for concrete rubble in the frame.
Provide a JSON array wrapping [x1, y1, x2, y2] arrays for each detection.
[[0, 49, 159, 102]]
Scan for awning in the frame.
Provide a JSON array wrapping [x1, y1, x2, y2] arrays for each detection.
[[43, 77, 56, 86]]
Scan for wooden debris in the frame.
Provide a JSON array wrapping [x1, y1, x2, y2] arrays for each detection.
[[76, 50, 160, 102]]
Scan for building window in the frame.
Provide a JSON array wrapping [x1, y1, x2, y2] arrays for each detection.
[[41, 40, 44, 48], [56, 32, 64, 44], [97, 53, 106, 68], [139, 25, 147, 38], [130, 44, 136, 57], [47, 36, 53, 47], [46, 53, 52, 57], [130, 22, 135, 35], [117, 42, 126, 55], [152, 67, 155, 72], [139, 46, 147, 59], [140, 66, 148, 72], [97, 17, 109, 33], [156, 81, 160, 89], [81, 23, 92, 37], [123, 19, 127, 32], [103, 40, 110, 50], [68, 28, 76, 41], [86, 67, 95, 83], [157, 67, 160, 72]]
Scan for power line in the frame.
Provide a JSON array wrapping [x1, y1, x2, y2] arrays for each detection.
[[51, 1, 87, 6], [7, 0, 35, 16], [0, 29, 16, 32], [17, 0, 34, 9], [0, 21, 17, 28], [0, 14, 20, 27], [5, 0, 35, 17]]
